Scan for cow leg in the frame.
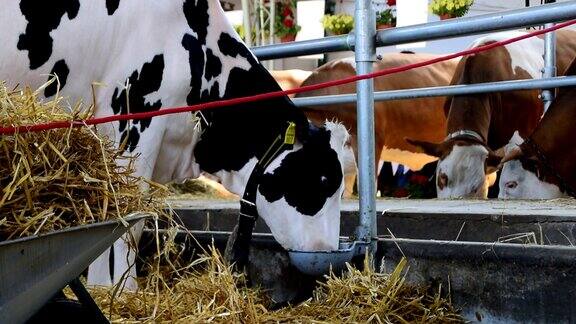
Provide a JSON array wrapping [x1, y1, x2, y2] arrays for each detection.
[[343, 173, 357, 198], [112, 221, 145, 291], [84, 131, 153, 290], [487, 171, 501, 198], [377, 161, 395, 197], [86, 248, 113, 287], [86, 220, 144, 291]]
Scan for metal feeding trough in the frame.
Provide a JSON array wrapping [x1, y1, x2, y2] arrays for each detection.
[[288, 239, 370, 276], [0, 213, 149, 324]]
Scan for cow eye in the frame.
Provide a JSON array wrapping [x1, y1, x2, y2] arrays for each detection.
[[505, 181, 518, 189]]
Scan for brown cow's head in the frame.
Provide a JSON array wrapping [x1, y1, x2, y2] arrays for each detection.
[[406, 137, 501, 198], [498, 132, 566, 199]]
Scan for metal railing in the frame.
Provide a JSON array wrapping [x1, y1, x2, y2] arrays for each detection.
[[292, 76, 576, 107], [249, 1, 576, 260], [252, 1, 576, 60]]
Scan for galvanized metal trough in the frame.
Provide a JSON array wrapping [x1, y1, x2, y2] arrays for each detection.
[[0, 213, 149, 324], [161, 198, 576, 323]]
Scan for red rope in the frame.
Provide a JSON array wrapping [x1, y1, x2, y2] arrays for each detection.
[[2, 20, 575, 135]]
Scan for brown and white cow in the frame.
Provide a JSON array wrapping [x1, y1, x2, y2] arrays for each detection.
[[498, 131, 567, 199], [295, 53, 459, 195], [499, 58, 576, 198], [408, 30, 576, 198]]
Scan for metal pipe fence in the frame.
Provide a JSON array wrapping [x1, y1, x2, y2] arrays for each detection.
[[248, 2, 576, 260], [543, 1, 558, 113], [252, 1, 576, 60], [292, 76, 576, 107]]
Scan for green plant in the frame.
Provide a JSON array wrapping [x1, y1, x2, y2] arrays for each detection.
[[429, 0, 474, 17], [321, 14, 354, 35], [275, 0, 301, 37], [376, 9, 396, 26]]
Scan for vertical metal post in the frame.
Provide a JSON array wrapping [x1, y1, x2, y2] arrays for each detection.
[[353, 0, 377, 257], [269, 0, 276, 70], [242, 0, 252, 47], [542, 0, 556, 113]]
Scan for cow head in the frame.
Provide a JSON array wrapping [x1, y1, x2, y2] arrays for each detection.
[[193, 119, 353, 252], [406, 136, 501, 198], [498, 131, 566, 199], [256, 121, 352, 251]]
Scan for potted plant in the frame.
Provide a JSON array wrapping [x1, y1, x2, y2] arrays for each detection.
[[321, 13, 354, 35], [275, 0, 301, 42], [429, 0, 474, 20], [376, 9, 396, 29]]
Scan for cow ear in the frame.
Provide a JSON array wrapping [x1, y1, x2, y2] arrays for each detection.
[[405, 138, 443, 157], [486, 150, 503, 174]]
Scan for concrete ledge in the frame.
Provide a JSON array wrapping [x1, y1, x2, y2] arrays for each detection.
[[166, 198, 576, 245]]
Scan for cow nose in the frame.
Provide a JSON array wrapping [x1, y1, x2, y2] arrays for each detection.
[[505, 181, 518, 189]]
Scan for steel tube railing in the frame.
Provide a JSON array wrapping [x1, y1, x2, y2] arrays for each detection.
[[292, 76, 576, 107], [252, 1, 576, 60], [542, 1, 558, 112], [542, 24, 557, 112], [353, 0, 377, 257]]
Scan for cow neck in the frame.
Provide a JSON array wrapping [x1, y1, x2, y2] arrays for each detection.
[[445, 46, 543, 150], [445, 129, 484, 143], [224, 121, 297, 270], [239, 122, 296, 219], [194, 77, 308, 269], [523, 84, 576, 196], [189, 29, 310, 190], [446, 95, 491, 145]]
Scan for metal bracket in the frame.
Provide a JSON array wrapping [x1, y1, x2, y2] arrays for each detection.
[[68, 278, 109, 323]]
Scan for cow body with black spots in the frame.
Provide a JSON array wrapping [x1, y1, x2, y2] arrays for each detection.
[[0, 0, 352, 290]]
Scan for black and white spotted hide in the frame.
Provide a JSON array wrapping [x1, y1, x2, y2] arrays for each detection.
[[0, 0, 352, 291]]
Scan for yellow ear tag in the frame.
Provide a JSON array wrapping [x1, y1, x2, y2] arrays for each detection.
[[284, 122, 296, 145]]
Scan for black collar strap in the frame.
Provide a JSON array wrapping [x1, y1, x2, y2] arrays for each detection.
[[445, 129, 484, 143], [239, 121, 297, 221], [229, 122, 297, 269]]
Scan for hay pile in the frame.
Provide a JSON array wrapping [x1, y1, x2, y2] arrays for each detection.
[[0, 82, 463, 322], [92, 246, 464, 323], [0, 82, 166, 240]]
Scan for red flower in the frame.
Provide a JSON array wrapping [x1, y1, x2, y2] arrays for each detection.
[[393, 188, 410, 198], [387, 0, 396, 6], [283, 18, 294, 28], [409, 174, 429, 186], [282, 7, 292, 17]]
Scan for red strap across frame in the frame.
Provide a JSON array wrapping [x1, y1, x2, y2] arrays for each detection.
[[1, 20, 575, 135]]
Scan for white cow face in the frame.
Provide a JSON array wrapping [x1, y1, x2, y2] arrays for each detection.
[[407, 139, 501, 198], [256, 122, 351, 251], [499, 132, 565, 199], [436, 144, 492, 198]]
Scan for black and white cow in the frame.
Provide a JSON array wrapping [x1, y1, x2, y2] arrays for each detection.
[[1, 0, 353, 289]]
